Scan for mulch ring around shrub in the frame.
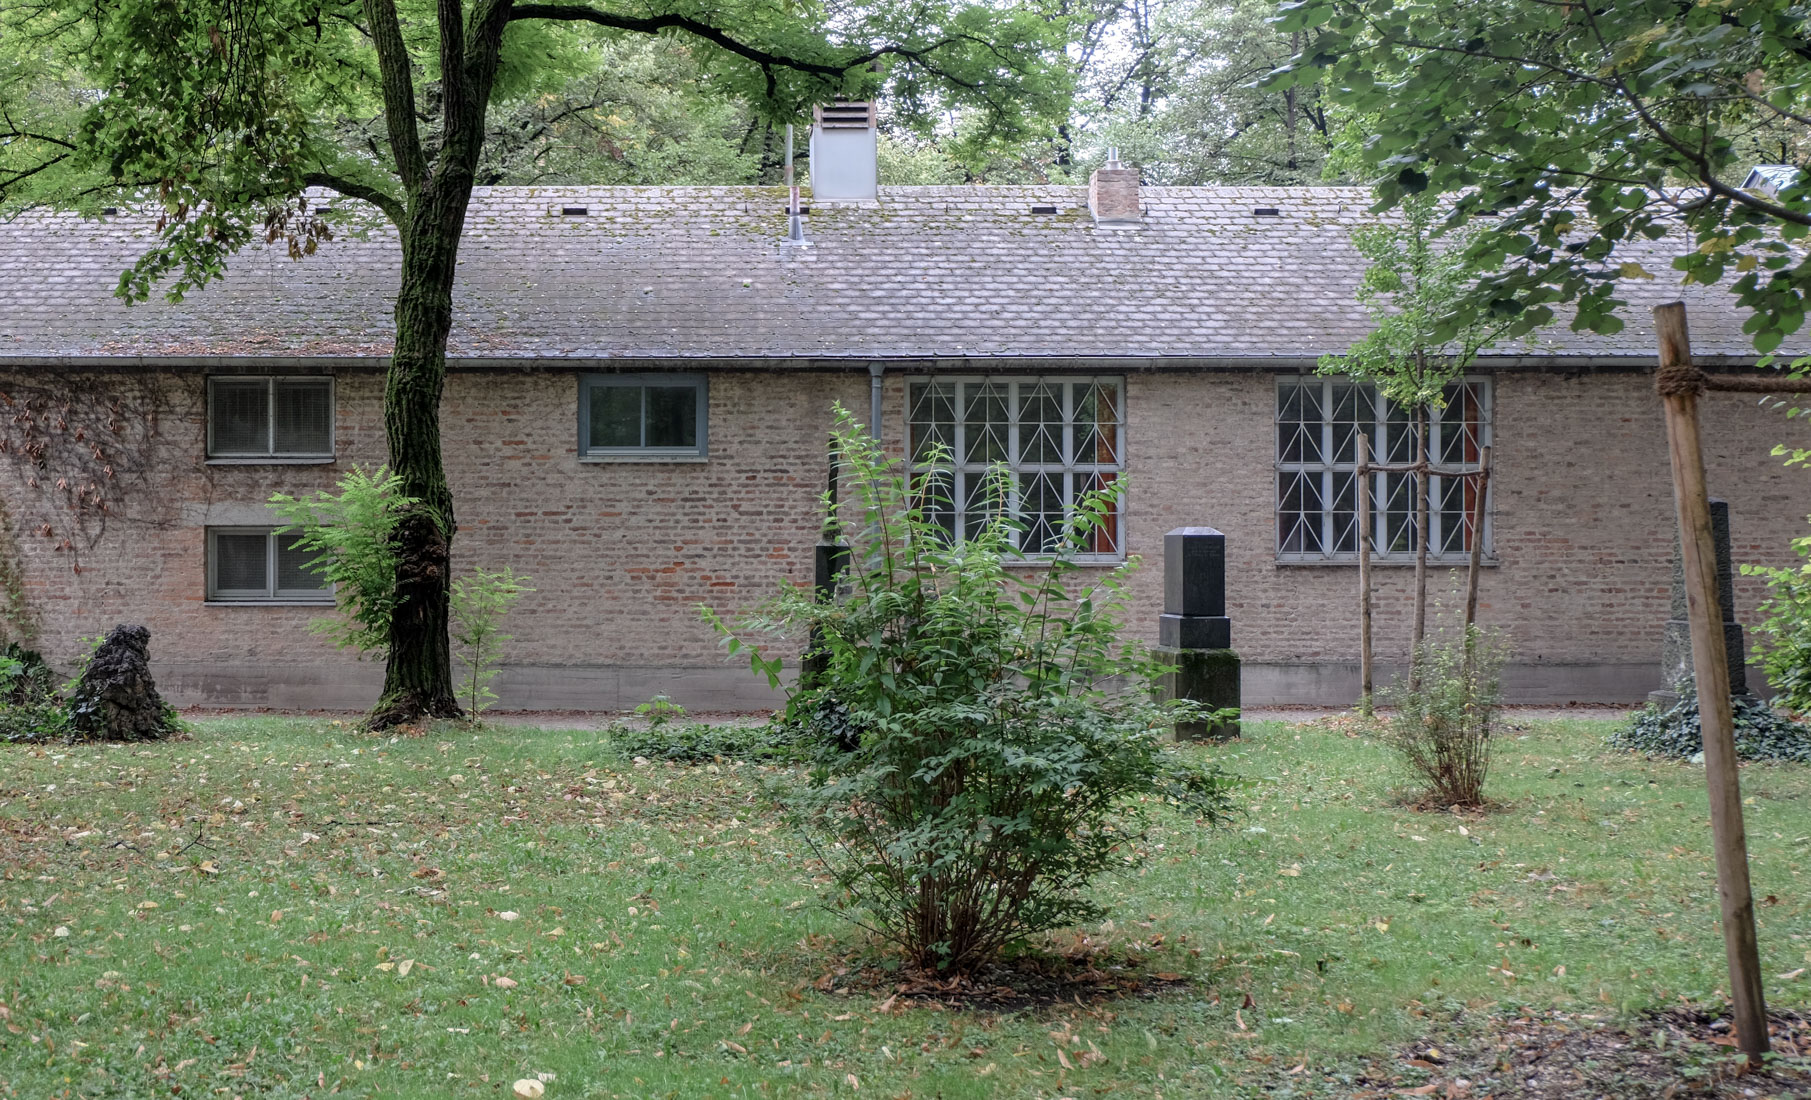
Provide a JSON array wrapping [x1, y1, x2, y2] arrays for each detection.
[[1346, 1007, 1810, 1099], [808, 947, 1195, 1013]]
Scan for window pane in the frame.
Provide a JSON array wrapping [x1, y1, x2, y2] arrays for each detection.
[[645, 386, 698, 448], [1073, 382, 1120, 466], [1330, 382, 1364, 465], [962, 382, 1010, 465], [910, 469, 956, 543], [1278, 471, 1324, 554], [908, 382, 956, 463], [1018, 471, 1063, 554], [588, 385, 642, 448], [210, 379, 269, 455], [962, 469, 1005, 534], [1277, 380, 1322, 464], [214, 533, 269, 594], [1081, 471, 1120, 554], [1017, 382, 1062, 465], [274, 379, 332, 454], [275, 535, 328, 594]]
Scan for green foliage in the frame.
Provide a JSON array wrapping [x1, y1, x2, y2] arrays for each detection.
[[1274, 0, 1811, 354], [1742, 537, 1811, 714], [611, 720, 809, 764], [1380, 625, 1508, 807], [449, 566, 532, 719], [632, 693, 687, 731], [1317, 194, 1508, 409], [270, 466, 413, 659], [0, 643, 70, 744], [1612, 677, 1811, 764], [708, 409, 1239, 973]]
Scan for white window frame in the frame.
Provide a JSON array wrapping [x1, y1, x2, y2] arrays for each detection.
[[905, 376, 1126, 562], [205, 527, 334, 603], [578, 373, 709, 461], [205, 376, 336, 462], [1275, 376, 1493, 563]]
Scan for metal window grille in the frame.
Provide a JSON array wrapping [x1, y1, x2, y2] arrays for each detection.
[[1275, 377, 1491, 562], [906, 377, 1124, 558], [207, 377, 334, 458]]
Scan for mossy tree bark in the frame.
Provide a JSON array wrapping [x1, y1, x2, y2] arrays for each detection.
[[367, 0, 514, 728]]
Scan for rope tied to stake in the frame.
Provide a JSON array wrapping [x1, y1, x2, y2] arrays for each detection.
[[1654, 359, 1706, 398]]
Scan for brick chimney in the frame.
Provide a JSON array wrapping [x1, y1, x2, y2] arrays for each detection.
[[1089, 149, 1140, 226]]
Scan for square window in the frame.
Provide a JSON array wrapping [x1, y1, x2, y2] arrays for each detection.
[[905, 377, 1126, 560], [207, 528, 333, 602], [580, 375, 708, 459], [207, 377, 334, 459]]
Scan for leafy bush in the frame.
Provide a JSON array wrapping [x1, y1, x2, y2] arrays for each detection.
[[1381, 624, 1507, 807], [270, 466, 413, 657], [451, 566, 532, 719], [707, 410, 1238, 973], [1611, 678, 1811, 764], [1742, 543, 1811, 714], [612, 720, 810, 764]]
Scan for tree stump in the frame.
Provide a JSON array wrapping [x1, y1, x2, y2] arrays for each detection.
[[67, 624, 176, 742]]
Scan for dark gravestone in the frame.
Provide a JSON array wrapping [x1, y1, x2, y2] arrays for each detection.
[[1651, 498, 1750, 707], [1155, 528, 1240, 740], [67, 624, 177, 742]]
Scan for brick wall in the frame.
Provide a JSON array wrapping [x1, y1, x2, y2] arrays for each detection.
[[0, 365, 1804, 709]]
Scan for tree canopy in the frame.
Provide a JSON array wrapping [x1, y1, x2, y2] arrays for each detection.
[[1273, 0, 1811, 355]]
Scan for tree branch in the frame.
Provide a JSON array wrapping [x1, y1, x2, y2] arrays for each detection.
[[301, 171, 406, 225], [511, 4, 847, 77], [362, 0, 428, 192]]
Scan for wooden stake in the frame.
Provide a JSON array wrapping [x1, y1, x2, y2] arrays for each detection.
[[1411, 407, 1430, 688], [1655, 302, 1769, 1057], [1357, 432, 1374, 715], [1465, 447, 1492, 629]]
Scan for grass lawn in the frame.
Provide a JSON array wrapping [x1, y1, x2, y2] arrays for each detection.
[[0, 714, 1807, 1098]]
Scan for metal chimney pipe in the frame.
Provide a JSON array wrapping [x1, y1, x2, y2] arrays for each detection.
[[785, 124, 805, 242]]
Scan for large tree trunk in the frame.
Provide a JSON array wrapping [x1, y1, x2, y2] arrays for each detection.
[[370, 187, 478, 728]]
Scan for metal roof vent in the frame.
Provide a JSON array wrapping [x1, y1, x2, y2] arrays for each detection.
[[560, 206, 589, 216], [810, 101, 878, 204], [1253, 207, 1281, 217]]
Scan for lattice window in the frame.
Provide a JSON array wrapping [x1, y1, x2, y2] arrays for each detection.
[[907, 377, 1124, 558], [1276, 377, 1491, 562]]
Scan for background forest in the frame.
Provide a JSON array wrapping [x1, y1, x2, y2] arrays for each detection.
[[471, 0, 1335, 188]]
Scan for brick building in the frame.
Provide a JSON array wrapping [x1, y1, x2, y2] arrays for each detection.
[[1, 149, 1807, 709]]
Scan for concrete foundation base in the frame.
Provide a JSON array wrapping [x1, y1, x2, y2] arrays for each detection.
[[152, 658, 1725, 713]]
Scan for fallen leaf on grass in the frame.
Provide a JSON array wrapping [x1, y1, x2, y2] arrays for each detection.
[[1396, 1086, 1438, 1096], [397, 959, 414, 977], [1278, 864, 1301, 877], [512, 1080, 544, 1099], [499, 911, 520, 921], [719, 1040, 747, 1055], [1778, 968, 1806, 981], [493, 976, 518, 990]]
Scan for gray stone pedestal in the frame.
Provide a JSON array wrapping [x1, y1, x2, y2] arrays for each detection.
[[1157, 646, 1241, 741], [1649, 499, 1750, 708], [1156, 527, 1241, 740]]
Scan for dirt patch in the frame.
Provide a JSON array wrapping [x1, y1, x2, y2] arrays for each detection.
[[1347, 1007, 1810, 1099], [802, 946, 1195, 1013]]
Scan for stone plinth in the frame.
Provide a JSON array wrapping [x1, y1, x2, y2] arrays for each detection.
[[1156, 527, 1240, 739]]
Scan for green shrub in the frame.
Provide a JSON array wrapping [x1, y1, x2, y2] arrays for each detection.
[[451, 566, 532, 719], [1382, 624, 1507, 807], [1742, 540, 1811, 714], [1611, 677, 1811, 764], [707, 409, 1238, 973], [270, 466, 413, 657]]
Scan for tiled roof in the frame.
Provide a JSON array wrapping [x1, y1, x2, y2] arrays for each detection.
[[0, 185, 1783, 363]]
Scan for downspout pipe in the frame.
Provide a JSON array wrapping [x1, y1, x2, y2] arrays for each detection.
[[868, 363, 884, 441]]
